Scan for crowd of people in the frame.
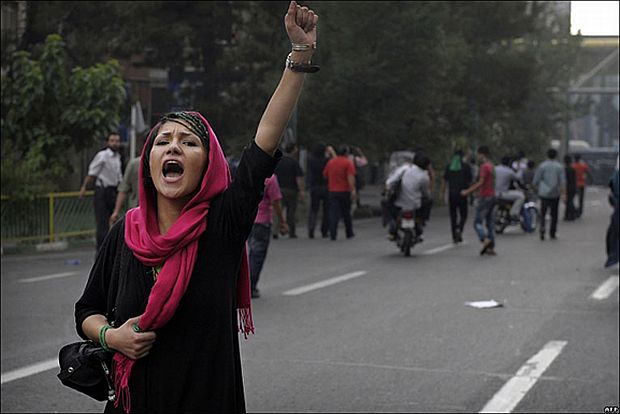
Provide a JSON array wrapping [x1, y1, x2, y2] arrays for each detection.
[[383, 145, 618, 268]]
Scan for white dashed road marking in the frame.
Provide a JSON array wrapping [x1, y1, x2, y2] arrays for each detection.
[[282, 271, 367, 296], [590, 276, 619, 300], [479, 340, 567, 413], [18, 271, 80, 283], [1, 358, 59, 384]]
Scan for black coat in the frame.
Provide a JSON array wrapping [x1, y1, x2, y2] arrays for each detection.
[[75, 141, 280, 413]]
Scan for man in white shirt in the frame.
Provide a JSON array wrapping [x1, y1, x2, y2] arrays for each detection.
[[79, 132, 123, 250], [385, 153, 431, 239], [496, 155, 525, 220]]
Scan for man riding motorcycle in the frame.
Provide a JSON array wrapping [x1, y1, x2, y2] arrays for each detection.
[[384, 153, 432, 243], [495, 156, 525, 221]]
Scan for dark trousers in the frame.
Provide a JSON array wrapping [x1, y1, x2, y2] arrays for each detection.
[[94, 186, 117, 250], [308, 186, 329, 238], [540, 197, 560, 237], [577, 186, 585, 217], [564, 190, 577, 220], [328, 192, 354, 240], [281, 188, 299, 237], [606, 204, 619, 265], [449, 195, 468, 240], [248, 223, 272, 291]]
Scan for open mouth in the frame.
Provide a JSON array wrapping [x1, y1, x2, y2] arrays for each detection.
[[163, 160, 184, 178]]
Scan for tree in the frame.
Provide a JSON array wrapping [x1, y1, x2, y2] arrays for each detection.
[[1, 34, 126, 197]]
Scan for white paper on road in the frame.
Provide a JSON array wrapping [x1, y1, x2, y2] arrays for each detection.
[[465, 300, 503, 309]]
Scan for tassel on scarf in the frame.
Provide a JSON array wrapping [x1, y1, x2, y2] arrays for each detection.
[[113, 353, 135, 413], [238, 308, 255, 339]]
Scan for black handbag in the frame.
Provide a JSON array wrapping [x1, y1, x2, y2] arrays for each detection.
[[57, 340, 116, 402]]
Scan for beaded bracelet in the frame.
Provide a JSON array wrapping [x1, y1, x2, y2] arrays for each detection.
[[99, 324, 112, 352]]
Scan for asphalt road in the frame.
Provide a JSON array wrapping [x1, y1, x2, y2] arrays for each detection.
[[1, 186, 618, 413]]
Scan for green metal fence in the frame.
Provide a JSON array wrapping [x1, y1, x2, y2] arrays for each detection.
[[1, 192, 97, 244]]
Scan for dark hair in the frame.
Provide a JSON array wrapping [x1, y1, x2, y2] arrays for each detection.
[[107, 131, 120, 140], [336, 145, 350, 156], [285, 143, 297, 154], [574, 153, 581, 161], [547, 148, 557, 159], [454, 149, 464, 157], [477, 146, 490, 156], [141, 112, 211, 193], [516, 150, 525, 159], [413, 153, 431, 170], [527, 160, 535, 169], [311, 142, 327, 158], [501, 155, 511, 166], [564, 154, 572, 164]]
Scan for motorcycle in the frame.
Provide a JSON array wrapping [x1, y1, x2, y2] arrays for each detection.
[[393, 210, 422, 256], [494, 196, 538, 234]]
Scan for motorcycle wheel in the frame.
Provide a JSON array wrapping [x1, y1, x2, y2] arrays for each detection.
[[402, 230, 413, 257], [494, 209, 508, 234], [524, 207, 538, 233]]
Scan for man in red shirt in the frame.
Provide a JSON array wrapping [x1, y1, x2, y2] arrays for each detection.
[[323, 145, 356, 240], [571, 154, 592, 218], [461, 146, 497, 256]]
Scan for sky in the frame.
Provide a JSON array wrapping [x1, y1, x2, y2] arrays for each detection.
[[570, 1, 619, 36]]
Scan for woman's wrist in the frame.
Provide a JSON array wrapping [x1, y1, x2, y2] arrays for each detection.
[[100, 325, 115, 352], [290, 50, 314, 64]]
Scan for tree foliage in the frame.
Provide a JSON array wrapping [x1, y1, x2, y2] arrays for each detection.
[[1, 34, 126, 197], [9, 1, 582, 173]]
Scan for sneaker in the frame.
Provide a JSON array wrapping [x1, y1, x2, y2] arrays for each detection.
[[251, 289, 260, 299], [486, 248, 497, 256], [550, 233, 557, 240], [480, 239, 492, 255], [604, 257, 619, 268], [540, 232, 545, 241], [273, 234, 279, 240]]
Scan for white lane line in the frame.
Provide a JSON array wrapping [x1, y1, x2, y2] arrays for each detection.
[[590, 276, 620, 300], [422, 242, 466, 255], [1, 358, 59, 384], [282, 271, 367, 296], [18, 271, 80, 283], [479, 340, 567, 413]]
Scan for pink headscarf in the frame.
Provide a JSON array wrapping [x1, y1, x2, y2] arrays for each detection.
[[113, 111, 253, 413]]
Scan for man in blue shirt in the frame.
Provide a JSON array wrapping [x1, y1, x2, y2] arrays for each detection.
[[533, 148, 566, 241]]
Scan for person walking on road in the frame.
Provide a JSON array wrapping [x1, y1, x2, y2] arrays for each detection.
[[307, 142, 334, 238], [461, 146, 497, 256], [79, 132, 123, 251], [74, 2, 318, 412], [109, 156, 141, 227], [350, 146, 368, 208], [533, 148, 566, 240], [323, 145, 356, 240], [604, 158, 619, 268], [274, 142, 305, 238], [440, 149, 473, 243], [563, 154, 577, 221], [571, 154, 592, 218], [249, 175, 288, 298]]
